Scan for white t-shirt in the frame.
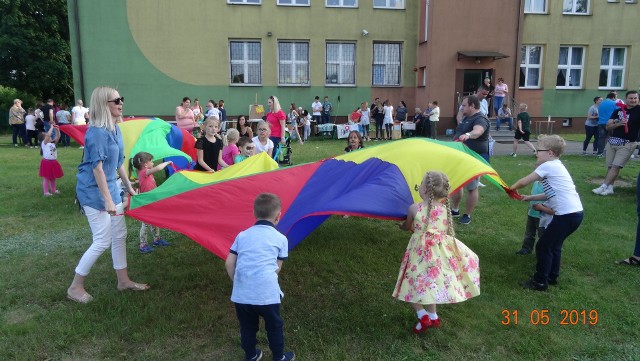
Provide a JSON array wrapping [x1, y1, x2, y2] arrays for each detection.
[[383, 105, 394, 124], [429, 106, 440, 122], [312, 101, 322, 116], [252, 136, 274, 154], [359, 109, 370, 125], [534, 159, 583, 215], [41, 142, 58, 160], [25, 114, 36, 131], [72, 106, 89, 125], [480, 99, 489, 116], [206, 108, 221, 119]]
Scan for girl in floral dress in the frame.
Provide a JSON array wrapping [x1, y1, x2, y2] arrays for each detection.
[[393, 171, 480, 334]]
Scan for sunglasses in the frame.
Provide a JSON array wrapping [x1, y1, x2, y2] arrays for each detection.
[[245, 146, 255, 150], [108, 97, 125, 105]]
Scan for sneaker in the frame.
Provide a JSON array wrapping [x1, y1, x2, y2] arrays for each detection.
[[478, 181, 486, 188], [53, 190, 61, 194], [153, 239, 171, 247], [582, 151, 587, 155], [44, 192, 53, 196], [451, 209, 460, 217], [520, 279, 548, 292], [459, 214, 472, 225], [592, 185, 606, 195], [510, 153, 517, 157], [14, 144, 18, 147], [279, 351, 295, 361], [516, 248, 531, 255], [246, 349, 262, 361], [601, 186, 614, 196], [79, 146, 84, 149], [139, 244, 154, 254]]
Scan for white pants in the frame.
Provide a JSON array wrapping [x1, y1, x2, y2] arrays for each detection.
[[74, 204, 127, 276]]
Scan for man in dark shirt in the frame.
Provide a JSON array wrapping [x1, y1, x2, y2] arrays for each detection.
[[593, 91, 640, 196], [451, 95, 490, 225], [41, 99, 55, 132]]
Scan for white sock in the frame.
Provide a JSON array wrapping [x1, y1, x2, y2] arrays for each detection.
[[427, 311, 438, 320], [415, 309, 428, 330], [452, 208, 459, 213], [607, 184, 614, 191]]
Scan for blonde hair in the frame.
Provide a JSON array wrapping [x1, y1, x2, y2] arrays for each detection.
[[269, 95, 282, 113], [519, 103, 528, 111], [225, 128, 240, 143], [420, 171, 455, 238], [89, 86, 120, 131], [537, 134, 566, 156], [202, 116, 223, 142]]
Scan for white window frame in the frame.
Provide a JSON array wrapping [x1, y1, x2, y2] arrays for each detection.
[[278, 41, 310, 86], [325, 42, 356, 86], [372, 42, 402, 86], [625, 0, 637, 3], [599, 47, 627, 90], [229, 41, 262, 86], [556, 46, 584, 89], [227, 0, 261, 4], [373, 0, 405, 9], [524, 0, 548, 13], [277, 0, 310, 6], [562, 0, 590, 14], [520, 45, 543, 89], [326, 0, 358, 7]]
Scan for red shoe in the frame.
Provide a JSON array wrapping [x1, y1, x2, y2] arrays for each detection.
[[412, 315, 432, 334], [427, 318, 441, 328]]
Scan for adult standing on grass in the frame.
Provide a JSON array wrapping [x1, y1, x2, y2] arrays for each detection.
[[266, 95, 287, 155], [9, 98, 27, 147], [451, 95, 490, 225], [67, 86, 149, 304], [596, 92, 617, 156], [592, 91, 640, 196], [583, 96, 602, 155], [72, 99, 89, 125]]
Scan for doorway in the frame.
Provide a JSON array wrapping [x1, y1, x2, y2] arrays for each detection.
[[463, 69, 493, 94]]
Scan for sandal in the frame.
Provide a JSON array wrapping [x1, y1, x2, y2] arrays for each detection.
[[67, 292, 93, 304], [117, 282, 150, 291], [616, 257, 640, 266]]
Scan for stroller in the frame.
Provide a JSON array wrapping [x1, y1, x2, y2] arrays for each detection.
[[273, 130, 293, 166]]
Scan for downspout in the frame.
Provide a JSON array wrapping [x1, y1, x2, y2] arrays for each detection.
[[513, 0, 524, 108], [73, 0, 85, 101]]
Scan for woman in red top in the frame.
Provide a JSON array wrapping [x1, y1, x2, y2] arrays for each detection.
[[266, 95, 287, 148]]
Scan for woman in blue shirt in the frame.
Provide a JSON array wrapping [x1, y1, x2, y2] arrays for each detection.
[[67, 86, 149, 304]]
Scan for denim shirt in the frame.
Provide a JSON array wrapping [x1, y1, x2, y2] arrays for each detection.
[[76, 125, 124, 210]]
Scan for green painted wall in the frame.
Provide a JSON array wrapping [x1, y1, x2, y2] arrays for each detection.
[[68, 0, 418, 117], [522, 0, 640, 117]]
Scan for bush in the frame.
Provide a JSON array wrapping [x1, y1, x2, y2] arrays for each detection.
[[0, 85, 38, 132]]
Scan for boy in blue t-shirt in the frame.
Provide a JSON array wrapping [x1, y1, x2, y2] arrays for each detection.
[[225, 193, 296, 361], [516, 181, 554, 255]]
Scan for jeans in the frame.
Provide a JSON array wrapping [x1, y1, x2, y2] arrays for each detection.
[[235, 303, 284, 360], [58, 124, 71, 146], [75, 204, 128, 276], [596, 124, 608, 155], [533, 211, 583, 285], [583, 125, 599, 152], [521, 215, 545, 251], [494, 96, 505, 115], [43, 120, 51, 132], [496, 117, 513, 130], [322, 112, 331, 124], [429, 121, 437, 139], [11, 123, 27, 145]]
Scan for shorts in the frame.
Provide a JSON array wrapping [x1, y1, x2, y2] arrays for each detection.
[[514, 130, 530, 141], [464, 177, 480, 191], [605, 142, 636, 168]]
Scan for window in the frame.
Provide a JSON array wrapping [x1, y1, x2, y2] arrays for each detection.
[[278, 42, 309, 85], [326, 43, 356, 85], [563, 0, 590, 14], [373, 0, 404, 9], [556, 46, 584, 88], [278, 0, 309, 5], [418, 67, 426, 87], [524, 0, 547, 13], [228, 0, 261, 4], [520, 45, 543, 88], [625, 0, 638, 3], [326, 0, 357, 7], [230, 41, 261, 85], [372, 42, 401, 86], [599, 47, 626, 89]]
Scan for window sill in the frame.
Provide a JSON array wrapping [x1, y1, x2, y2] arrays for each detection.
[[524, 11, 549, 14], [230, 83, 262, 87], [562, 12, 591, 15], [598, 87, 625, 90], [278, 84, 311, 87], [325, 84, 357, 87], [519, 87, 542, 90], [555, 87, 583, 90]]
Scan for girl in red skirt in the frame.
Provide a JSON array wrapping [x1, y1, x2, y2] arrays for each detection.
[[39, 124, 64, 196]]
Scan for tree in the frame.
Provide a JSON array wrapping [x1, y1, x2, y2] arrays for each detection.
[[0, 0, 73, 104]]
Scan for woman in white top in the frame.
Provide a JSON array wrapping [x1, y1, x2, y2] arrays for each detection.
[[72, 99, 89, 125], [427, 101, 440, 139], [358, 102, 371, 141], [383, 99, 394, 140]]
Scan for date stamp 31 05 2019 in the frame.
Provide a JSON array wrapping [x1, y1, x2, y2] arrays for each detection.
[[501, 309, 599, 326]]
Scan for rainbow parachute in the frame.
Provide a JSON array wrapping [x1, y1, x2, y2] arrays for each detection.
[[127, 138, 516, 259]]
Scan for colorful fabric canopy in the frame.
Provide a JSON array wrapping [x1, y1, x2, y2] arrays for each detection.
[[127, 138, 516, 259]]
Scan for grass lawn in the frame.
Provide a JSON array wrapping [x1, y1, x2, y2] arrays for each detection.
[[1, 134, 639, 360]]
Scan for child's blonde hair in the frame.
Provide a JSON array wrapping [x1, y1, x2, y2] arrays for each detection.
[[420, 171, 455, 238], [226, 128, 240, 143], [537, 134, 566, 156], [132, 151, 154, 170], [519, 103, 528, 111], [202, 116, 224, 142]]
